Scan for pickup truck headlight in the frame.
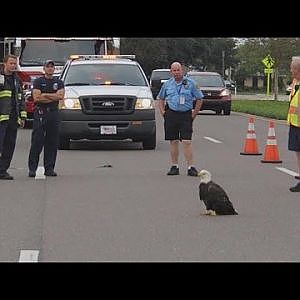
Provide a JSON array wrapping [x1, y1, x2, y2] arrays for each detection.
[[60, 98, 81, 109], [135, 98, 154, 109]]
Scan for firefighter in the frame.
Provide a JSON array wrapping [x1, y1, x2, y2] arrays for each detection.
[[0, 54, 27, 180], [28, 60, 65, 177]]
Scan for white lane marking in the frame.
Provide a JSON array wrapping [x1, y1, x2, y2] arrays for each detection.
[[35, 166, 46, 180], [203, 136, 222, 143], [19, 250, 39, 262], [276, 167, 299, 177]]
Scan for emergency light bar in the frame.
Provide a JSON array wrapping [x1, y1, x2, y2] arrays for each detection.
[[69, 54, 136, 60]]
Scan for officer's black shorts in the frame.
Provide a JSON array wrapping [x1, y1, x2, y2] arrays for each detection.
[[164, 109, 193, 140], [288, 125, 300, 151]]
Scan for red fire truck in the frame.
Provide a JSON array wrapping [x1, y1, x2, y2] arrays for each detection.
[[7, 37, 120, 127]]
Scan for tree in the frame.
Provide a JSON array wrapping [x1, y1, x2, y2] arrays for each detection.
[[120, 37, 238, 77], [235, 38, 300, 97]]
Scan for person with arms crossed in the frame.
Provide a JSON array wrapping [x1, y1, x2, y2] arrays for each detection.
[[28, 60, 65, 177]]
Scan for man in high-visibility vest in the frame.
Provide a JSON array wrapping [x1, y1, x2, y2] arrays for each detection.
[[287, 56, 300, 192]]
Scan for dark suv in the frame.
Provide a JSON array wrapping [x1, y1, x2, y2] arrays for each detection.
[[150, 69, 171, 99], [187, 71, 232, 115]]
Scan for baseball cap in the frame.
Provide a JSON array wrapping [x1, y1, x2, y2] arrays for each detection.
[[44, 60, 55, 67]]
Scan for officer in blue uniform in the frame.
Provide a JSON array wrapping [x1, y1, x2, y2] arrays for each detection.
[[28, 60, 65, 177], [157, 62, 203, 176]]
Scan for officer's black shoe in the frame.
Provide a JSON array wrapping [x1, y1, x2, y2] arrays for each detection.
[[289, 182, 300, 192], [0, 172, 14, 180], [187, 166, 198, 177], [28, 171, 36, 177], [167, 166, 179, 175], [45, 170, 57, 176]]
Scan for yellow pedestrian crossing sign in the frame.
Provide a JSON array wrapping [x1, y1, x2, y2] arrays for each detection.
[[262, 54, 275, 68]]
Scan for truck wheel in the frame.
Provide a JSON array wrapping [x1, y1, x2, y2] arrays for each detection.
[[223, 103, 231, 115], [142, 133, 156, 150], [223, 108, 231, 115], [58, 137, 70, 150]]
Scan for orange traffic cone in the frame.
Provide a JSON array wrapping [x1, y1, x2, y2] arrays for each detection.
[[261, 121, 282, 163], [240, 117, 262, 155]]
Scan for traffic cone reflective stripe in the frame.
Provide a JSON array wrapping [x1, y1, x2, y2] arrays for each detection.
[[240, 117, 262, 155], [261, 121, 282, 163]]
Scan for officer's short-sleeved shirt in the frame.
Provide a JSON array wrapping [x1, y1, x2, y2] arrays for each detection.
[[33, 76, 64, 109], [157, 76, 203, 112]]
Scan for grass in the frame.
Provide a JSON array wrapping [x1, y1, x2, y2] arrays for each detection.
[[231, 100, 289, 120]]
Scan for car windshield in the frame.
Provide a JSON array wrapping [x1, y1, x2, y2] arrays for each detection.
[[19, 39, 106, 66], [188, 74, 224, 87], [151, 70, 171, 80], [64, 63, 148, 86]]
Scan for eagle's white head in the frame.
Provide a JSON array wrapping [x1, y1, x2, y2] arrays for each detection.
[[198, 169, 212, 183]]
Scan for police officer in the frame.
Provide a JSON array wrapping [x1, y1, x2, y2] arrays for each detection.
[[157, 62, 203, 176], [0, 54, 27, 180], [28, 60, 65, 177]]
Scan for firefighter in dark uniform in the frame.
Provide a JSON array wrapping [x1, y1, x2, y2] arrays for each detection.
[[28, 60, 65, 177], [0, 54, 27, 180]]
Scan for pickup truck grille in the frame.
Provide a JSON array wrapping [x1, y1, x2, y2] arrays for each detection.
[[80, 96, 136, 114]]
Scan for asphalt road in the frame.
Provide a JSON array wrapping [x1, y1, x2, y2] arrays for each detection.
[[0, 108, 299, 262]]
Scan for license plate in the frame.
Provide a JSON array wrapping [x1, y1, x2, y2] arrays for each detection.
[[100, 125, 117, 135]]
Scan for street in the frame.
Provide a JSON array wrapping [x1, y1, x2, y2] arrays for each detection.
[[0, 108, 299, 262]]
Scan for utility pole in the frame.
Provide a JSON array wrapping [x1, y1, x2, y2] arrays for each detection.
[[222, 50, 225, 78], [274, 67, 278, 100]]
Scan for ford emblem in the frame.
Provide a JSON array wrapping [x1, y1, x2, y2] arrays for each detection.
[[102, 101, 114, 107]]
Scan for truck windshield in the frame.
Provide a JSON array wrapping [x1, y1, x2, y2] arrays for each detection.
[[64, 64, 148, 87], [19, 39, 106, 66]]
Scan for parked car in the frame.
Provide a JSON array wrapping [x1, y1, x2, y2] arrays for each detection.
[[150, 69, 171, 99], [58, 54, 156, 150], [224, 79, 236, 92], [286, 82, 292, 95], [17, 71, 44, 128], [187, 71, 232, 115]]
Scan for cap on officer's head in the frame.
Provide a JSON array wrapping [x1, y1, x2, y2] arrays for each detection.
[[44, 60, 55, 67]]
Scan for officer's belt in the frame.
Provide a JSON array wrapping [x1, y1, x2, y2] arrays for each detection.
[[35, 105, 58, 112], [168, 108, 192, 114]]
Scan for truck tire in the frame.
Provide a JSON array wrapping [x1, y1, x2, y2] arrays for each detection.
[[142, 133, 156, 150], [223, 103, 231, 115], [58, 137, 70, 150]]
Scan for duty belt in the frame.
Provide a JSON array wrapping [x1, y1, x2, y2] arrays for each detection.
[[35, 106, 58, 112]]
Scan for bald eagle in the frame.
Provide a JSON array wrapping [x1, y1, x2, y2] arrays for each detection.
[[198, 170, 238, 216]]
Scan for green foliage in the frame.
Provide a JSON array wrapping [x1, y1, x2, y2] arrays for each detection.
[[232, 100, 289, 120], [120, 37, 237, 77], [235, 38, 300, 79]]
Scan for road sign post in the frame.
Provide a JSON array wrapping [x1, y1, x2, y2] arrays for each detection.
[[262, 55, 275, 97]]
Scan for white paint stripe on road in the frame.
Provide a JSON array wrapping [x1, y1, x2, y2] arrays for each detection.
[[19, 250, 39, 262], [35, 166, 46, 180], [275, 167, 299, 177], [203, 136, 222, 143]]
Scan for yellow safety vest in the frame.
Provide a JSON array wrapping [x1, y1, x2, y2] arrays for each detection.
[[287, 79, 300, 127]]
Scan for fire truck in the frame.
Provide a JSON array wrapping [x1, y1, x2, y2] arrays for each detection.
[[2, 37, 120, 127]]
